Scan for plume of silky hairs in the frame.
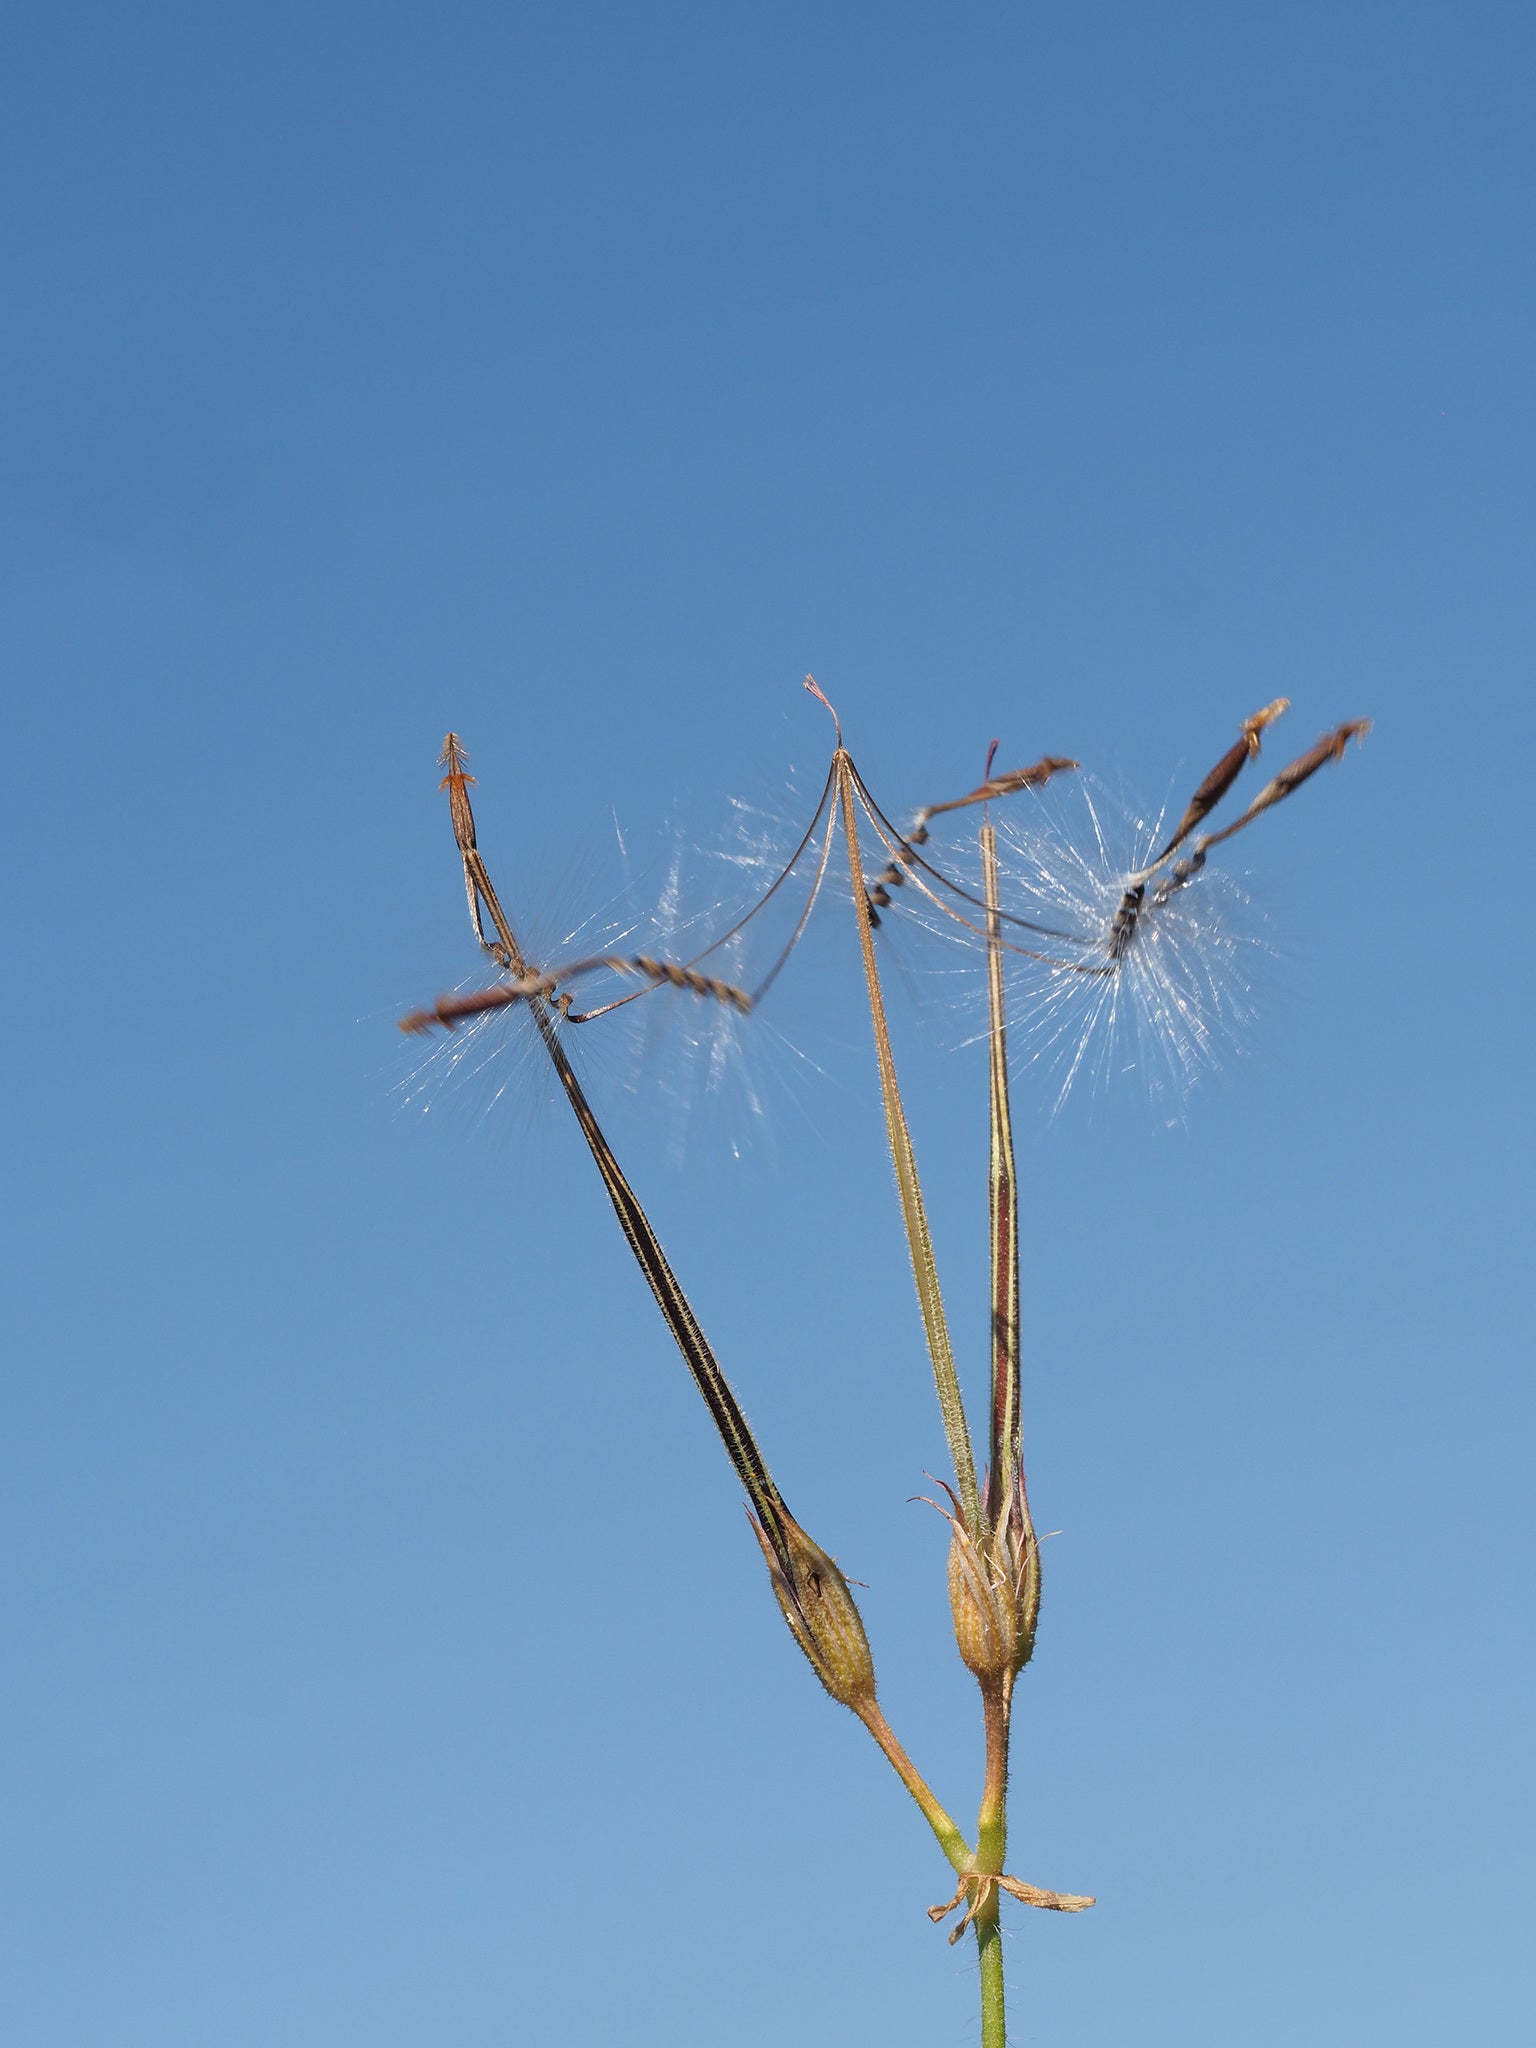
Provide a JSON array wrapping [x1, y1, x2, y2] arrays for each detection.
[[857, 699, 1369, 1113], [400, 688, 1367, 2048], [861, 696, 1369, 978]]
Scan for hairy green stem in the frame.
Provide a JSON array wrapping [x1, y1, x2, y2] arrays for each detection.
[[854, 1700, 973, 1877], [976, 1680, 1011, 2047], [978, 1917, 1006, 2048]]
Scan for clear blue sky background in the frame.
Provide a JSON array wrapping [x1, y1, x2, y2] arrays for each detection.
[[3, 5, 1532, 2044]]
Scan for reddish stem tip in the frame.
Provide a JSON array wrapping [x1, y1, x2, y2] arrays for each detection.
[[802, 674, 843, 748]]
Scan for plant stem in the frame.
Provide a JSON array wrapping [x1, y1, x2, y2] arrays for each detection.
[[978, 1917, 1006, 2048], [853, 1699, 974, 1877], [975, 1679, 1012, 2048]]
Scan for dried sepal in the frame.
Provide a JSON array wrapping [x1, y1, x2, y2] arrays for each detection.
[[926, 1477, 1040, 1681], [993, 1465, 1042, 1675], [750, 1502, 877, 1709], [947, 1519, 1017, 1680]]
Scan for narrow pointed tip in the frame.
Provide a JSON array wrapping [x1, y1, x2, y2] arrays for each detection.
[[802, 674, 843, 748]]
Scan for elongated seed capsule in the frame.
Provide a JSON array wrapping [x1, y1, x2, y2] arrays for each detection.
[[1151, 718, 1372, 904], [1144, 699, 1290, 868], [400, 953, 754, 1034], [1204, 719, 1372, 838], [414, 735, 799, 1568], [400, 972, 560, 1034]]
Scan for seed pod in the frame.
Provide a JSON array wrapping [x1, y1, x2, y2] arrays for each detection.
[[948, 1521, 1018, 1679], [750, 1504, 877, 1709], [934, 1471, 1041, 1679]]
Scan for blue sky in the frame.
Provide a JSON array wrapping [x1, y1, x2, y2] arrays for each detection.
[[3, 4, 1532, 2043]]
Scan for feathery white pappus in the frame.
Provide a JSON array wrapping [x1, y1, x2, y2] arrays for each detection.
[[993, 775, 1266, 1113]]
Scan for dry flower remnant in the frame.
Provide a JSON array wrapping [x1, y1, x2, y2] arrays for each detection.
[[401, 691, 1367, 2048]]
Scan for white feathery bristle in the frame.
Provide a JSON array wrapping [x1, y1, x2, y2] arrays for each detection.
[[993, 776, 1268, 1114]]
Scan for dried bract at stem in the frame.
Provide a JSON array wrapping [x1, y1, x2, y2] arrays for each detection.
[[929, 1871, 1095, 1942]]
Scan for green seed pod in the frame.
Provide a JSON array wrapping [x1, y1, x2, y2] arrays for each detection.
[[751, 1504, 877, 1709]]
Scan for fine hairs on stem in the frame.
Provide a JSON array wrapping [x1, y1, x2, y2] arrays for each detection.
[[401, 685, 1368, 2047]]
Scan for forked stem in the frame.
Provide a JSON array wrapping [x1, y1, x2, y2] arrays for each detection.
[[853, 1700, 973, 1878]]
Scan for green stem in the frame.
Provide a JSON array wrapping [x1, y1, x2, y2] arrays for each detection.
[[853, 1700, 973, 1877], [978, 1917, 1006, 2048], [975, 1679, 1012, 2048]]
